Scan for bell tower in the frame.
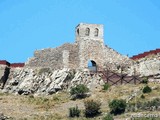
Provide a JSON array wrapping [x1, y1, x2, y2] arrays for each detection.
[[75, 23, 105, 69], [75, 23, 104, 45]]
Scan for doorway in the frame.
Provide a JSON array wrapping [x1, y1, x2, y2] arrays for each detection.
[[88, 60, 97, 72]]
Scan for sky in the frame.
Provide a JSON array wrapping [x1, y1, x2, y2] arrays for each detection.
[[0, 0, 160, 63]]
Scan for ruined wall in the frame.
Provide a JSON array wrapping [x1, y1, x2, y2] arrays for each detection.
[[0, 65, 6, 79], [26, 43, 79, 69], [129, 53, 160, 76], [0, 65, 10, 88], [103, 45, 132, 69], [26, 23, 132, 71]]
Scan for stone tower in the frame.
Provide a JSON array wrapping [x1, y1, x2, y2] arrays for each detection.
[[75, 23, 104, 44], [75, 23, 105, 70], [26, 23, 131, 71]]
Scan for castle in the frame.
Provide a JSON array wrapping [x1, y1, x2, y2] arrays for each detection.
[[26, 23, 131, 70]]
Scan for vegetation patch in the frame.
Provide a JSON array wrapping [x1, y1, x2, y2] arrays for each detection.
[[109, 99, 127, 115], [102, 113, 114, 120], [102, 83, 110, 91], [143, 85, 152, 93], [70, 84, 89, 100], [69, 105, 81, 117], [24, 92, 70, 110], [84, 99, 101, 118], [140, 77, 148, 84], [126, 98, 160, 112]]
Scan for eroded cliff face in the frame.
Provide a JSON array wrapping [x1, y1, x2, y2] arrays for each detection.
[[1, 67, 104, 96]]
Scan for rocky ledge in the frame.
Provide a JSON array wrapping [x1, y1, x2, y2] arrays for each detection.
[[0, 67, 104, 96]]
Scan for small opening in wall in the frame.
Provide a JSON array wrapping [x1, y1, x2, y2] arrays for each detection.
[[94, 28, 99, 36], [85, 28, 90, 36], [88, 60, 97, 72]]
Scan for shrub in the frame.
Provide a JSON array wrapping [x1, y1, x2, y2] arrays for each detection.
[[103, 83, 110, 91], [109, 99, 127, 115], [148, 98, 160, 108], [143, 85, 152, 93], [69, 105, 80, 117], [140, 77, 148, 84], [126, 98, 160, 112], [84, 99, 101, 117], [141, 94, 145, 99], [102, 113, 114, 120], [70, 84, 89, 99]]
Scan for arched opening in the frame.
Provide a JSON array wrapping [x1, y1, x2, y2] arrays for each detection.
[[88, 60, 97, 72], [94, 28, 99, 36], [85, 28, 90, 36], [77, 28, 79, 35]]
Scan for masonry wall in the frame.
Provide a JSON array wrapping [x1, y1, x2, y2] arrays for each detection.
[[129, 53, 160, 76], [0, 65, 6, 79], [26, 43, 79, 69], [78, 39, 105, 69], [26, 23, 132, 71], [103, 45, 132, 69]]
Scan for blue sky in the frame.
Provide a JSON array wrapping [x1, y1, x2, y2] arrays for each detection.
[[0, 0, 160, 63]]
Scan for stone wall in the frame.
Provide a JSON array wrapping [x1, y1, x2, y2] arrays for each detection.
[[78, 38, 105, 69], [129, 54, 160, 76], [104, 45, 132, 70], [26, 23, 132, 71], [0, 65, 10, 88], [26, 43, 79, 69], [0, 65, 6, 80]]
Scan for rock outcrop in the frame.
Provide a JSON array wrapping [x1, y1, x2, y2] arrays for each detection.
[[129, 54, 160, 76], [1, 67, 104, 96]]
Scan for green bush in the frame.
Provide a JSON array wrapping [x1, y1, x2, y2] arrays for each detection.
[[69, 105, 81, 117], [140, 77, 148, 84], [84, 99, 101, 117], [70, 84, 89, 99], [126, 98, 160, 112], [103, 83, 110, 91], [109, 99, 126, 115], [102, 113, 114, 120], [148, 98, 160, 108], [143, 85, 152, 93], [141, 94, 145, 99]]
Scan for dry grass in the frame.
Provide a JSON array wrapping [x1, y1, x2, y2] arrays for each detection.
[[0, 83, 160, 120], [22, 91, 70, 111]]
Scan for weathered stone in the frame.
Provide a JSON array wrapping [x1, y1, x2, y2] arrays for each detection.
[[129, 53, 160, 76], [47, 88, 56, 95], [0, 113, 10, 120], [25, 23, 131, 71], [1, 67, 105, 96]]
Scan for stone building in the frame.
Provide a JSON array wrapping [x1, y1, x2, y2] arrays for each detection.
[[26, 23, 131, 70]]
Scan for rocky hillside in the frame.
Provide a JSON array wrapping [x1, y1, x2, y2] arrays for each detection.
[[1, 67, 104, 96]]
